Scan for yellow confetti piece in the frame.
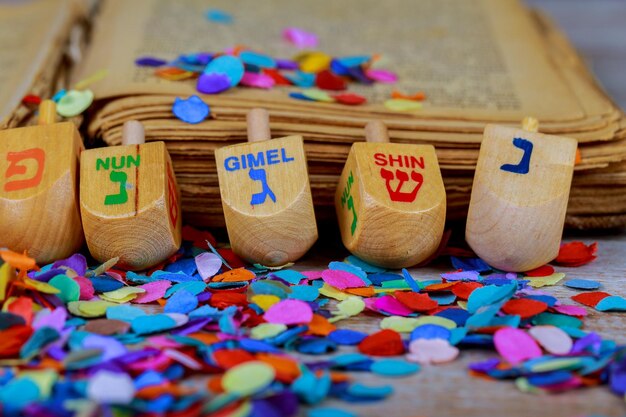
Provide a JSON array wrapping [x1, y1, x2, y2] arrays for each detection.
[[67, 300, 117, 318], [301, 88, 335, 102], [86, 257, 119, 277], [250, 323, 287, 340], [250, 294, 281, 311], [0, 262, 13, 301], [99, 287, 145, 304], [414, 315, 457, 329], [380, 316, 420, 333], [319, 283, 350, 301], [457, 300, 468, 310], [336, 296, 364, 316], [527, 273, 566, 288], [74, 69, 109, 90], [19, 370, 58, 397], [295, 51, 332, 73], [384, 98, 423, 112], [22, 278, 61, 294], [222, 361, 275, 396]]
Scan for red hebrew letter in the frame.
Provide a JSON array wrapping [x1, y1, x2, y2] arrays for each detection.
[[380, 168, 423, 203], [4, 148, 46, 192]]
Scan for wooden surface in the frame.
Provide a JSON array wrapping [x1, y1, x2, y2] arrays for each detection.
[[466, 124, 577, 271], [292, 231, 626, 417], [0, 112, 83, 264], [336, 122, 446, 268], [80, 140, 182, 270]]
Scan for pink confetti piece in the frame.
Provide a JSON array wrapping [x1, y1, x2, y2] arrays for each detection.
[[321, 269, 365, 289], [493, 327, 542, 364], [528, 325, 573, 355], [301, 270, 323, 279], [365, 69, 398, 84], [406, 338, 459, 365], [195, 252, 223, 281], [552, 304, 587, 317], [240, 72, 275, 89], [264, 299, 313, 325], [132, 281, 172, 304], [164, 348, 203, 370], [282, 27, 318, 49], [74, 276, 95, 300], [373, 295, 414, 316], [147, 335, 184, 348]]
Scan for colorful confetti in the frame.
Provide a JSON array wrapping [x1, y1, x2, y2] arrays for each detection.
[[172, 95, 210, 124]]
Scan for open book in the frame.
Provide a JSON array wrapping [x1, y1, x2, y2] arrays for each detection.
[[8, 0, 626, 228]]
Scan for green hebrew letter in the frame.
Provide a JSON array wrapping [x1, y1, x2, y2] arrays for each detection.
[[104, 170, 128, 205]]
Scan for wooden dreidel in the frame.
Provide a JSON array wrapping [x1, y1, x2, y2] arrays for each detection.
[[0, 100, 84, 264], [335, 121, 446, 268], [465, 117, 577, 272], [80, 120, 182, 270], [215, 108, 318, 266]]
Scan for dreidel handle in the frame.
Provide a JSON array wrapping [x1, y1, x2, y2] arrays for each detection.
[[365, 120, 390, 143], [247, 108, 272, 142], [122, 120, 146, 145], [38, 100, 57, 126]]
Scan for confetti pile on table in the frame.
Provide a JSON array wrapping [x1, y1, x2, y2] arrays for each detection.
[[0, 230, 623, 416]]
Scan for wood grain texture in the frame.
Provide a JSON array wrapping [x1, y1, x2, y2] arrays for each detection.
[[215, 135, 318, 266], [0, 121, 84, 263], [336, 140, 446, 268], [466, 124, 577, 271], [290, 233, 626, 417], [80, 141, 182, 270]]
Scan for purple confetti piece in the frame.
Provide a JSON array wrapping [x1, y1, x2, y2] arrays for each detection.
[[135, 56, 168, 67], [52, 253, 88, 276], [196, 72, 232, 94]]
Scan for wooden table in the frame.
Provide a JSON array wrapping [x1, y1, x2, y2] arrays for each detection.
[[294, 232, 626, 417]]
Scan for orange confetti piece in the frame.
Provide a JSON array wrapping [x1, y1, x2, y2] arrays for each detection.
[[391, 90, 426, 101], [306, 314, 337, 336], [344, 287, 375, 297], [0, 250, 38, 271], [212, 267, 255, 282], [257, 353, 301, 382], [154, 67, 196, 81], [422, 282, 457, 292]]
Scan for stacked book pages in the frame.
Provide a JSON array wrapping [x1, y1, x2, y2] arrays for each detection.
[[76, 0, 626, 229]]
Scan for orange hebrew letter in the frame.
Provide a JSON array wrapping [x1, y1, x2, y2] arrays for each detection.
[[4, 148, 46, 192]]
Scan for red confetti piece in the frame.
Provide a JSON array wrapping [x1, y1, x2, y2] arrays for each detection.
[[571, 291, 611, 307], [22, 95, 42, 105], [451, 282, 483, 300], [209, 292, 248, 309], [217, 249, 246, 269], [554, 242, 597, 267], [525, 265, 555, 277], [502, 298, 549, 319], [213, 349, 255, 369], [262, 69, 292, 86], [315, 69, 347, 91], [332, 93, 367, 105], [393, 291, 438, 312], [0, 325, 33, 358], [358, 329, 405, 356], [182, 226, 217, 247]]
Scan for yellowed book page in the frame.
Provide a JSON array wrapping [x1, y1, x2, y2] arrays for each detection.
[[0, 0, 82, 128], [79, 0, 586, 122]]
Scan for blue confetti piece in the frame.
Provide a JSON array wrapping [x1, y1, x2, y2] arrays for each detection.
[[450, 256, 491, 273], [344, 255, 386, 273], [346, 383, 393, 400], [331, 353, 371, 368], [337, 55, 370, 68], [240, 51, 276, 69], [289, 92, 316, 101], [284, 71, 315, 87], [151, 270, 200, 283], [51, 89, 67, 103], [525, 294, 558, 307], [449, 327, 468, 345], [131, 314, 178, 335], [173, 95, 210, 124], [528, 371, 574, 387], [370, 359, 420, 377], [205, 9, 233, 24], [368, 272, 402, 286], [164, 289, 198, 314], [165, 281, 207, 298], [297, 338, 337, 355], [330, 59, 350, 76], [328, 329, 367, 345], [90, 276, 124, 292], [401, 269, 421, 292], [238, 338, 281, 353], [289, 285, 319, 301], [106, 305, 146, 322], [308, 407, 357, 417], [20, 327, 59, 359], [292, 370, 331, 404], [0, 312, 25, 330], [595, 295, 626, 312], [272, 269, 306, 285], [565, 279, 601, 290], [410, 324, 451, 341], [467, 283, 516, 313], [435, 308, 469, 326], [165, 257, 198, 275], [0, 378, 40, 413], [203, 55, 244, 87], [329, 261, 367, 280], [135, 56, 167, 67], [489, 314, 521, 328], [429, 292, 457, 305]]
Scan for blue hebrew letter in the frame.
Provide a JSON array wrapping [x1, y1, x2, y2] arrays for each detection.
[[249, 167, 276, 205], [500, 137, 533, 174]]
